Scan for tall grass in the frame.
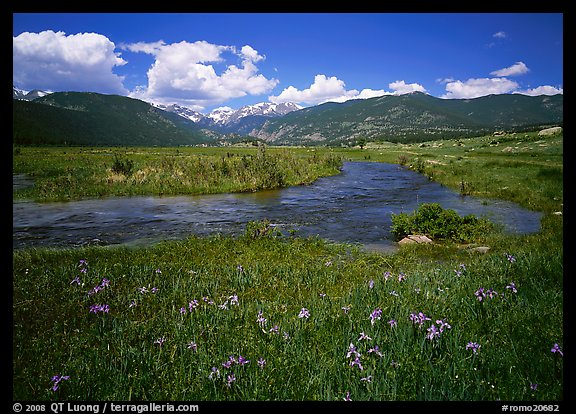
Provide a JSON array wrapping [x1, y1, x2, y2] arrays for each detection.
[[13, 146, 343, 201]]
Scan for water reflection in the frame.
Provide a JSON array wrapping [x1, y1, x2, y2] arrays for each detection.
[[13, 162, 542, 250]]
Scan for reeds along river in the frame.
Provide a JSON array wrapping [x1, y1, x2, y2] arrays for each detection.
[[13, 162, 542, 251]]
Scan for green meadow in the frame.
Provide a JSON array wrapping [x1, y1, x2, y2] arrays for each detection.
[[12, 132, 563, 401]]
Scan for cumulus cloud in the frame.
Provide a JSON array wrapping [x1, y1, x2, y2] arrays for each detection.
[[441, 77, 519, 99], [490, 61, 529, 77], [515, 85, 563, 96], [123, 40, 278, 109], [13, 30, 128, 94], [269, 75, 426, 105], [493, 31, 507, 39]]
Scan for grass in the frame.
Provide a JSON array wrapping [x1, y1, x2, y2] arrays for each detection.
[[12, 133, 563, 401], [12, 145, 343, 202]]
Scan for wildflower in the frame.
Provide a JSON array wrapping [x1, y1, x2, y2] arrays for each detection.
[[257, 357, 266, 369], [298, 308, 310, 319], [466, 341, 481, 354], [237, 355, 250, 366], [87, 285, 102, 296], [100, 278, 110, 288], [208, 367, 220, 379], [506, 282, 518, 294], [226, 374, 236, 387], [325, 260, 332, 267], [154, 337, 166, 347], [343, 391, 352, 401], [180, 307, 186, 314], [389, 290, 399, 297], [269, 325, 280, 334], [358, 332, 372, 341], [409, 312, 431, 327], [155, 268, 162, 274], [350, 356, 364, 370], [138, 286, 148, 294], [360, 375, 372, 383], [51, 374, 70, 392], [341, 305, 351, 314], [189, 299, 199, 311], [89, 304, 110, 314], [187, 342, 197, 351], [397, 272, 406, 282], [474, 288, 485, 302], [346, 343, 361, 359], [151, 287, 158, 293], [486, 288, 498, 299], [229, 294, 239, 306], [70, 275, 81, 286], [506, 253, 516, 263], [383, 271, 392, 281], [426, 324, 440, 341], [436, 319, 451, 333], [551, 343, 563, 357], [319, 292, 327, 298], [369, 307, 382, 325], [283, 331, 290, 340], [237, 264, 244, 272], [129, 300, 137, 308], [222, 360, 233, 369], [530, 383, 538, 391], [388, 319, 397, 328], [368, 279, 375, 289], [218, 301, 229, 310], [256, 311, 267, 326], [368, 345, 383, 357]]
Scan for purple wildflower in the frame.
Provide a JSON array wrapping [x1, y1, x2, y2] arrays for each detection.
[[506, 282, 518, 294], [70, 275, 81, 286], [229, 295, 239, 306], [530, 383, 539, 391], [409, 312, 431, 327], [358, 332, 372, 341], [226, 374, 236, 388], [349, 356, 364, 370], [343, 391, 352, 401], [369, 307, 382, 325], [466, 341, 481, 354], [346, 343, 361, 359], [388, 319, 397, 328], [474, 288, 485, 302], [397, 272, 406, 282], [189, 299, 199, 311], [154, 337, 165, 347], [257, 357, 266, 369], [187, 342, 197, 351], [368, 279, 375, 289], [208, 367, 220, 379], [368, 345, 383, 357], [269, 325, 280, 334], [89, 304, 110, 314], [180, 307, 186, 314], [256, 311, 267, 326], [51, 374, 70, 392], [383, 271, 392, 281], [298, 308, 310, 319], [426, 324, 440, 341], [237, 355, 250, 366], [436, 319, 452, 333], [341, 305, 351, 314], [360, 375, 372, 383], [551, 343, 563, 357], [506, 253, 516, 263]]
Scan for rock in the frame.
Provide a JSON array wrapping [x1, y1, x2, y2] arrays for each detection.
[[468, 246, 490, 254], [398, 234, 433, 245], [538, 126, 562, 136]]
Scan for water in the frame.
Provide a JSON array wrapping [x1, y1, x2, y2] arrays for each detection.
[[12, 162, 542, 251]]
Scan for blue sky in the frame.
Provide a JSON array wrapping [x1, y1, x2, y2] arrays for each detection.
[[13, 13, 563, 113]]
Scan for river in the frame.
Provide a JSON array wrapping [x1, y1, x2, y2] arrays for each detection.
[[13, 162, 542, 251]]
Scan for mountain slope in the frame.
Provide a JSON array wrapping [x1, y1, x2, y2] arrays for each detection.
[[251, 92, 563, 145], [13, 92, 217, 146]]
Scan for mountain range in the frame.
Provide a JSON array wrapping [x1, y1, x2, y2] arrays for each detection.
[[12, 86, 562, 147]]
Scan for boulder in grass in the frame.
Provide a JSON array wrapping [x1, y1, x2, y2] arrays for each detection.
[[538, 126, 562, 136], [398, 234, 433, 245]]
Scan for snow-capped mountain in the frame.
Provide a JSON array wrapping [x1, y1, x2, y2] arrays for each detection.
[[13, 86, 52, 101], [150, 102, 204, 123], [150, 100, 303, 135]]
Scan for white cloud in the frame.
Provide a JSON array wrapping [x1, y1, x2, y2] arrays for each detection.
[[124, 40, 278, 110], [493, 31, 507, 38], [514, 85, 563, 96], [269, 75, 426, 105], [441, 77, 519, 99], [490, 61, 529, 77], [388, 80, 426, 95], [13, 30, 127, 94]]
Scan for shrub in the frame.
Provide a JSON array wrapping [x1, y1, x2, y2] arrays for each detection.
[[391, 202, 494, 243], [111, 154, 134, 176]]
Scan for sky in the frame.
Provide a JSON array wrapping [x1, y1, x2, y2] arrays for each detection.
[[12, 13, 564, 114]]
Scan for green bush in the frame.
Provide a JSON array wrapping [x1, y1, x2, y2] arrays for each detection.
[[391, 202, 494, 242]]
